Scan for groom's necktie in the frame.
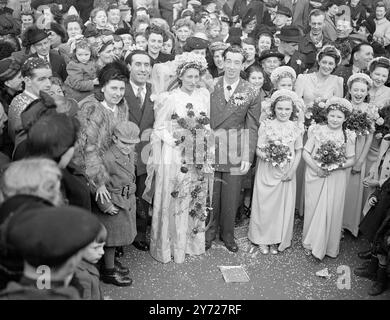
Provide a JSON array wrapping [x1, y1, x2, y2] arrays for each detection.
[[226, 85, 232, 101]]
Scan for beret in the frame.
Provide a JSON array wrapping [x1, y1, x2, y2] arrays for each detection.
[[6, 206, 101, 267], [183, 36, 210, 51], [209, 41, 230, 53]]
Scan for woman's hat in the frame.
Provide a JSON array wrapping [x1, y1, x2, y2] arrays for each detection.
[[114, 121, 140, 144], [276, 26, 302, 43], [0, 58, 21, 82], [209, 41, 230, 53], [258, 49, 284, 62]]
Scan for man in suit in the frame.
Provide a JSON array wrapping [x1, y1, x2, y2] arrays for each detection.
[[279, 0, 310, 32], [334, 41, 374, 95], [207, 46, 261, 252], [299, 9, 331, 70], [24, 26, 67, 82], [124, 50, 155, 251], [231, 0, 268, 26], [277, 26, 308, 75]]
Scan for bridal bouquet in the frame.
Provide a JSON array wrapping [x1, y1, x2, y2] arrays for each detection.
[[304, 98, 328, 129], [259, 140, 292, 168], [313, 140, 347, 171], [344, 110, 373, 136]]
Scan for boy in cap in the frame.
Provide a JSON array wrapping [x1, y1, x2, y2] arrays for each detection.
[[0, 206, 102, 300], [96, 121, 140, 287], [73, 223, 107, 300]]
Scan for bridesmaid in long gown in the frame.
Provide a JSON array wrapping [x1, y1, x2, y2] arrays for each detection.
[[343, 73, 376, 237], [147, 53, 212, 264], [248, 90, 303, 255], [295, 45, 344, 216], [302, 97, 356, 260]]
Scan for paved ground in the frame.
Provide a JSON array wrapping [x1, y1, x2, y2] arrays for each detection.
[[101, 215, 390, 300]]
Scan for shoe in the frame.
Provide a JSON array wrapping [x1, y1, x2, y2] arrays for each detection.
[[368, 266, 388, 296], [115, 246, 124, 258], [358, 249, 372, 260], [259, 244, 269, 255], [100, 268, 133, 287], [205, 241, 212, 251], [270, 244, 278, 255], [219, 236, 238, 252], [114, 258, 129, 276], [133, 240, 150, 251], [354, 257, 378, 280]]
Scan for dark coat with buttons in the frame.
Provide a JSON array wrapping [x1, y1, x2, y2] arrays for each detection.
[[298, 33, 331, 71]]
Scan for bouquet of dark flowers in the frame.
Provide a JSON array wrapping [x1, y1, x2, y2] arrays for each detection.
[[259, 140, 292, 169], [170, 102, 214, 236], [313, 140, 347, 171], [304, 98, 328, 129], [344, 110, 372, 136], [374, 104, 390, 140]]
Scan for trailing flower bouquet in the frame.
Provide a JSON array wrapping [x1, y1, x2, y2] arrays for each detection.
[[313, 140, 347, 171], [170, 102, 215, 236], [258, 140, 293, 169], [304, 98, 328, 129]]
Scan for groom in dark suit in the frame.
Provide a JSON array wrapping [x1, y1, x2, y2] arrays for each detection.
[[124, 50, 155, 251], [207, 46, 261, 252]]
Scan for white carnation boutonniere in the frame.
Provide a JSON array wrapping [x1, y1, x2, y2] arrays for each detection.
[[231, 92, 247, 107], [149, 94, 157, 102], [296, 59, 302, 66]]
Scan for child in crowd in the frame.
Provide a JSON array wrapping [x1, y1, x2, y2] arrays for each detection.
[[73, 223, 107, 300], [97, 121, 140, 287], [248, 90, 303, 255], [302, 97, 356, 260], [64, 39, 98, 102]]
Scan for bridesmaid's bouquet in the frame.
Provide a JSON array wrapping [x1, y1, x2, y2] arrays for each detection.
[[259, 140, 292, 168], [374, 104, 390, 140], [304, 98, 328, 129], [313, 140, 347, 171], [344, 110, 373, 136]]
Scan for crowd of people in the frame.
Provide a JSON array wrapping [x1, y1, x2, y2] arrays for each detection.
[[0, 0, 390, 300]]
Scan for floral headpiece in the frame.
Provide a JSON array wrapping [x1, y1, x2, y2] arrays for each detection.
[[270, 89, 299, 104], [325, 97, 352, 113], [270, 66, 296, 85], [347, 72, 373, 89], [367, 56, 390, 71], [316, 44, 342, 66], [174, 52, 208, 77]]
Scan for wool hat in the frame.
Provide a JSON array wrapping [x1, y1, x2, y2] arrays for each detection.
[[113, 121, 140, 144], [276, 26, 302, 43], [6, 206, 101, 267], [0, 58, 20, 82]]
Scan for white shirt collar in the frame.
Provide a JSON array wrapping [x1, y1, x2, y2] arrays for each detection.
[[23, 90, 39, 100], [101, 100, 118, 113], [130, 80, 146, 94], [38, 54, 50, 63]]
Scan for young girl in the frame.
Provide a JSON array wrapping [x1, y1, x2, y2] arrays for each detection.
[[248, 90, 303, 255], [303, 97, 356, 260], [64, 39, 98, 102], [343, 73, 377, 237]]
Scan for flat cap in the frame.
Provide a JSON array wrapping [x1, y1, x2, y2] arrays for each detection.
[[6, 206, 101, 267], [114, 121, 140, 144]]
